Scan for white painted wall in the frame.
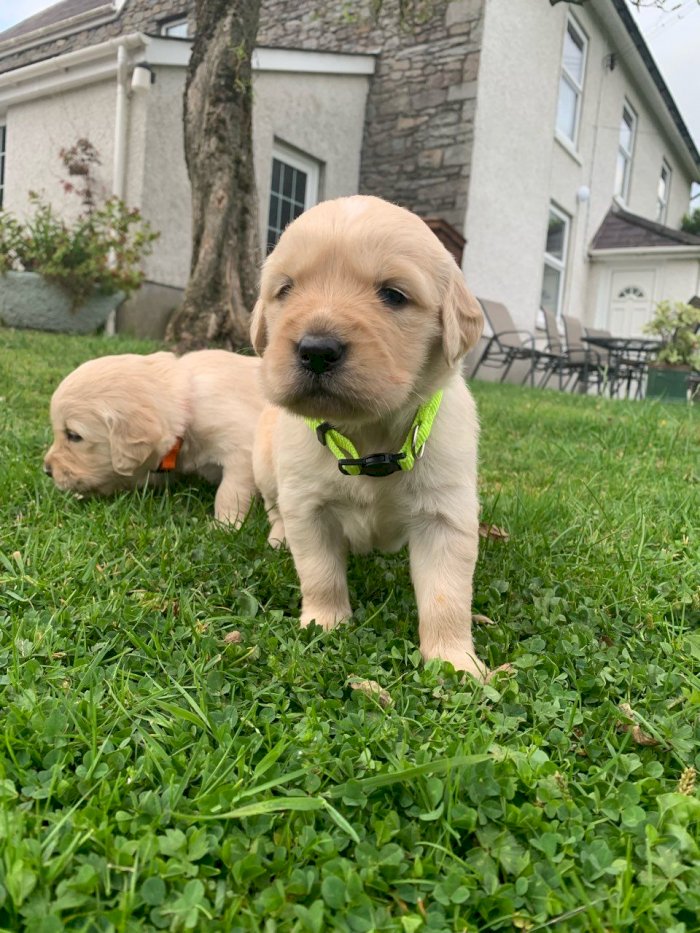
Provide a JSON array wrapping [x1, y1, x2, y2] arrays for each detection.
[[252, 70, 370, 247], [1, 60, 370, 293], [463, 0, 698, 336]]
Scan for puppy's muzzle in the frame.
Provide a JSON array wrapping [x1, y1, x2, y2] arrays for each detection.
[[43, 461, 53, 477], [297, 334, 346, 376]]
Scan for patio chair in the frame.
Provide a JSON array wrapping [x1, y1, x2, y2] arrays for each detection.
[[561, 314, 608, 394], [540, 308, 575, 390], [470, 299, 559, 387]]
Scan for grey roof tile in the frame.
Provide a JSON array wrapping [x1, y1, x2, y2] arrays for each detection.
[[591, 206, 700, 250]]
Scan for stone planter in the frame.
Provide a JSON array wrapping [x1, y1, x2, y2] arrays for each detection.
[[646, 364, 690, 403], [0, 271, 124, 334]]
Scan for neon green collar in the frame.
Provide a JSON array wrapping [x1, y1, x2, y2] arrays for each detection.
[[305, 390, 443, 477]]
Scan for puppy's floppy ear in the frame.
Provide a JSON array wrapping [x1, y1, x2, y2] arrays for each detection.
[[108, 410, 164, 476], [249, 299, 268, 356], [441, 265, 484, 366]]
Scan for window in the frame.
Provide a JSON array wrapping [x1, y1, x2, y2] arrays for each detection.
[[656, 160, 671, 224], [0, 123, 5, 209], [556, 17, 587, 147], [617, 286, 645, 299], [614, 102, 636, 202], [540, 205, 570, 319], [266, 144, 320, 252], [161, 17, 190, 37]]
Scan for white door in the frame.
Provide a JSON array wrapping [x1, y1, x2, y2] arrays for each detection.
[[607, 270, 655, 336]]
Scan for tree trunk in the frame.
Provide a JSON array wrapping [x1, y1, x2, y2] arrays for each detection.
[[167, 0, 261, 352]]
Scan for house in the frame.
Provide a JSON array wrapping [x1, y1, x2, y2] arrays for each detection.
[[0, 0, 698, 344]]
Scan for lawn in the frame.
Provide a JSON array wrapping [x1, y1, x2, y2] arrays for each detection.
[[0, 327, 699, 932]]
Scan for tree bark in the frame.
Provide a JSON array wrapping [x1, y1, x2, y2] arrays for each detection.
[[167, 0, 261, 352]]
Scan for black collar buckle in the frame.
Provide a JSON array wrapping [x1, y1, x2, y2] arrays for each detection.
[[338, 452, 405, 477]]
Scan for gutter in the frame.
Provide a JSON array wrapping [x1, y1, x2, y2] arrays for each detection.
[[589, 246, 700, 260], [0, 33, 146, 110]]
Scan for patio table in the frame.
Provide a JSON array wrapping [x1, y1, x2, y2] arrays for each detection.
[[582, 335, 662, 399]]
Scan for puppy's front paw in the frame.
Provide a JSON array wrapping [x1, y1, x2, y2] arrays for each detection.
[[214, 509, 243, 528], [300, 605, 351, 632], [421, 644, 488, 682], [267, 520, 287, 548]]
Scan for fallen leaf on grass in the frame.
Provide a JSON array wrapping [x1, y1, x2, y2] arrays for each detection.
[[479, 522, 510, 541], [348, 678, 393, 708], [617, 703, 659, 746]]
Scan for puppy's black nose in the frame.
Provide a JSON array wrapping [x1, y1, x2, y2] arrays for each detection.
[[297, 334, 346, 375], [43, 462, 53, 477]]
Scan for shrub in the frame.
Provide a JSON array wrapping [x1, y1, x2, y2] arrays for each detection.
[[0, 194, 158, 309], [643, 300, 700, 368]]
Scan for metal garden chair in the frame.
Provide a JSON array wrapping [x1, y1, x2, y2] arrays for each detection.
[[470, 299, 559, 387]]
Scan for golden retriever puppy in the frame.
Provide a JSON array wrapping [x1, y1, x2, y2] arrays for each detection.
[[45, 350, 263, 526], [251, 195, 489, 679]]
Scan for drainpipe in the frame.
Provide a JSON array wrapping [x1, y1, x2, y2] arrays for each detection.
[[105, 42, 130, 335]]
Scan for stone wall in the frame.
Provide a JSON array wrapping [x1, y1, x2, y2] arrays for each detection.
[[258, 0, 484, 228]]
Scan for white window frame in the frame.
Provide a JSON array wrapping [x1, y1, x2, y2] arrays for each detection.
[[615, 101, 637, 204], [0, 121, 6, 210], [540, 204, 570, 322], [555, 16, 588, 150], [160, 17, 190, 38], [656, 159, 671, 224], [266, 142, 320, 251]]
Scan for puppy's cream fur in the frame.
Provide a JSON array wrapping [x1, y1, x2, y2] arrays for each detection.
[[45, 350, 263, 525], [251, 195, 489, 679]]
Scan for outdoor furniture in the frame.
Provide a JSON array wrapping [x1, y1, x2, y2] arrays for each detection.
[[562, 314, 609, 394], [582, 332, 661, 400], [470, 299, 559, 387], [541, 309, 607, 393]]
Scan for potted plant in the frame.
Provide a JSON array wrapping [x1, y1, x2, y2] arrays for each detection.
[[0, 140, 158, 334], [643, 300, 700, 402]]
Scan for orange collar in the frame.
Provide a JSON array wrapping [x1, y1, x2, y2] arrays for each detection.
[[157, 437, 183, 472]]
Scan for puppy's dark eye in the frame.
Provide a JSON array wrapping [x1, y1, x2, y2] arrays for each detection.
[[378, 286, 408, 309], [65, 430, 83, 443], [275, 280, 293, 300]]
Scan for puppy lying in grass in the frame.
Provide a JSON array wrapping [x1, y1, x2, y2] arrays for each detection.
[[45, 350, 263, 526], [251, 195, 490, 679]]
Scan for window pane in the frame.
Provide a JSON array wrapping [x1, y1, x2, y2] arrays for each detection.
[[620, 108, 634, 152], [541, 264, 561, 316], [282, 164, 294, 198], [163, 19, 189, 37], [545, 212, 566, 259], [563, 23, 584, 83], [294, 169, 306, 206], [556, 76, 578, 141], [279, 198, 292, 230], [271, 158, 281, 193], [615, 151, 627, 197]]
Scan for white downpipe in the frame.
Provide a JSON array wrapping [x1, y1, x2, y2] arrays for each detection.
[[105, 43, 130, 336], [113, 44, 128, 200]]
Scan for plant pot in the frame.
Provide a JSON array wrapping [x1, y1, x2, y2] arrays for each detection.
[[646, 364, 690, 403], [0, 271, 124, 334]]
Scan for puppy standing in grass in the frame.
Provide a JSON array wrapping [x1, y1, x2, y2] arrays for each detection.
[[252, 195, 490, 680], [45, 350, 263, 526]]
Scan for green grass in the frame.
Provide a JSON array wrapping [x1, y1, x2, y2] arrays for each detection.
[[0, 326, 699, 932]]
